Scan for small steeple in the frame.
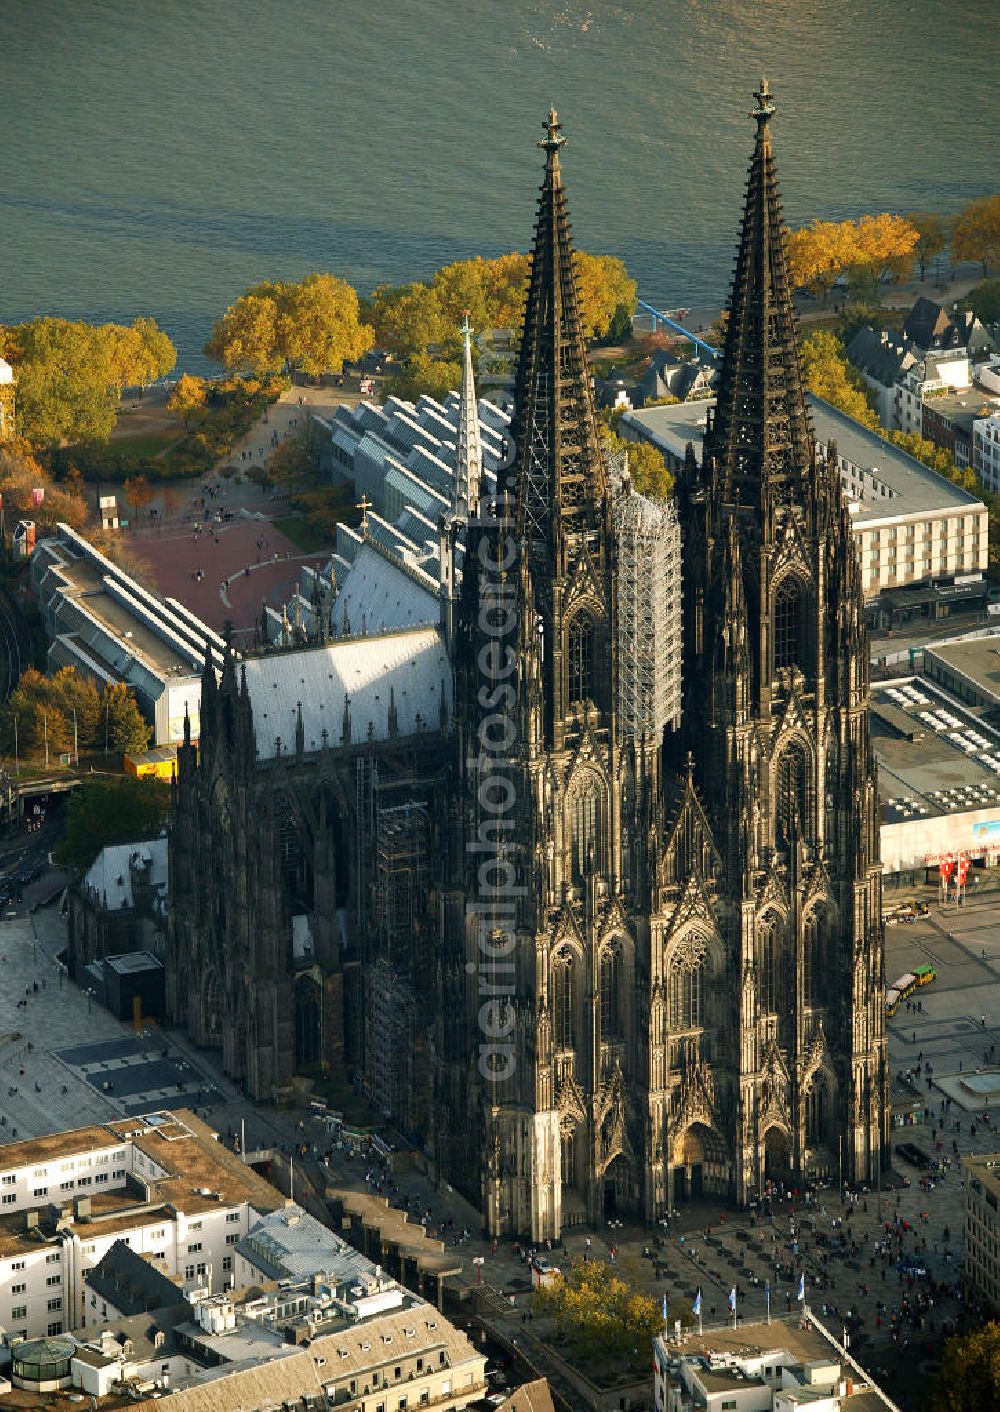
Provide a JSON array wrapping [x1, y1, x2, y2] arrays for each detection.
[[706, 79, 813, 513], [454, 312, 483, 519], [295, 701, 305, 755]]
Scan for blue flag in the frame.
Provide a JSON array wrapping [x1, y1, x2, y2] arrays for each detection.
[[728, 1286, 737, 1313], [797, 1273, 805, 1302], [692, 1289, 702, 1317], [662, 1293, 668, 1322]]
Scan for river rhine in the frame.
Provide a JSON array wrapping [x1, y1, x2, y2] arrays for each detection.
[[0, 1, 997, 372]]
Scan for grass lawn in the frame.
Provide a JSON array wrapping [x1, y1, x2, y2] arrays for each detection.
[[273, 515, 334, 554], [109, 430, 185, 460]]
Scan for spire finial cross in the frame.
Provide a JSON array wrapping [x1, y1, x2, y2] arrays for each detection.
[[356, 493, 372, 537], [751, 76, 776, 126], [461, 308, 473, 341], [539, 107, 566, 160]]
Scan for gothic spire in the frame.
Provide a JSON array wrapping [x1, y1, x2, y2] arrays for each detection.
[[511, 108, 606, 570], [454, 313, 483, 519], [706, 79, 813, 511]]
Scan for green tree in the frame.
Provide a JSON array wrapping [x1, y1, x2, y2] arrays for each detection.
[[167, 373, 209, 427], [101, 682, 152, 755], [383, 352, 464, 403], [887, 430, 959, 478], [799, 330, 881, 430], [962, 279, 1000, 326], [532, 1260, 665, 1368], [926, 1321, 1000, 1412], [2, 669, 74, 761], [55, 776, 171, 872], [952, 195, 1000, 276], [837, 301, 884, 344], [905, 210, 951, 281], [2, 316, 176, 446]]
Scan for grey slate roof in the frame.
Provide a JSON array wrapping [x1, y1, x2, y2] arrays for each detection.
[[847, 327, 915, 386], [86, 1238, 184, 1314], [236, 1203, 379, 1283]]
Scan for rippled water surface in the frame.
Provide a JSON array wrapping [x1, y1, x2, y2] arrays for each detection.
[[1, 1, 996, 370]]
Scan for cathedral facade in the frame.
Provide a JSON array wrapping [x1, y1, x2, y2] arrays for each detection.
[[168, 85, 887, 1240]]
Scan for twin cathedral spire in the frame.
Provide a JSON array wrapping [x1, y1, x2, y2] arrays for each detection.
[[452, 83, 886, 1230]]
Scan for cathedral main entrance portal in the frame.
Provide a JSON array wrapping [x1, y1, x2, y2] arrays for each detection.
[[763, 1126, 791, 1184], [672, 1123, 726, 1203]]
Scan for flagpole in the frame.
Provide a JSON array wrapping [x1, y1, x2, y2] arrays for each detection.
[[765, 1281, 771, 1325]]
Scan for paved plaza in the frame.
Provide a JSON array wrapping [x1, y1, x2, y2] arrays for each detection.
[[126, 382, 361, 637], [0, 908, 238, 1139]]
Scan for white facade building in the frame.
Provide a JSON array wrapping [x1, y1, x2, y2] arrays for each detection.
[[623, 396, 988, 600], [974, 412, 1000, 492], [653, 1321, 892, 1412], [31, 525, 225, 745], [0, 1112, 283, 1343]]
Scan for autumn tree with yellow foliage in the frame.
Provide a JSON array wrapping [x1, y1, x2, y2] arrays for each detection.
[[1, 316, 176, 446], [167, 373, 209, 428], [532, 1259, 664, 1371], [786, 221, 856, 306], [850, 213, 919, 299], [365, 250, 636, 355], [0, 443, 89, 533], [952, 194, 1000, 276], [787, 214, 918, 304], [599, 418, 674, 500], [206, 274, 374, 378], [799, 330, 881, 430]]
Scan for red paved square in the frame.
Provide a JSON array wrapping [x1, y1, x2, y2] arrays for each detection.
[[130, 518, 327, 638]]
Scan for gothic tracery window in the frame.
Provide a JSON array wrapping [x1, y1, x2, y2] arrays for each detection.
[[568, 614, 595, 705], [668, 952, 704, 1031], [570, 783, 599, 886], [775, 742, 808, 850], [600, 943, 623, 1039], [774, 581, 801, 671], [805, 1081, 827, 1146], [758, 915, 783, 1015], [804, 909, 826, 1008], [552, 948, 576, 1051]]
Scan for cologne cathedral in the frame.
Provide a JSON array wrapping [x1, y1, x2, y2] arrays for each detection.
[[169, 83, 887, 1240]]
